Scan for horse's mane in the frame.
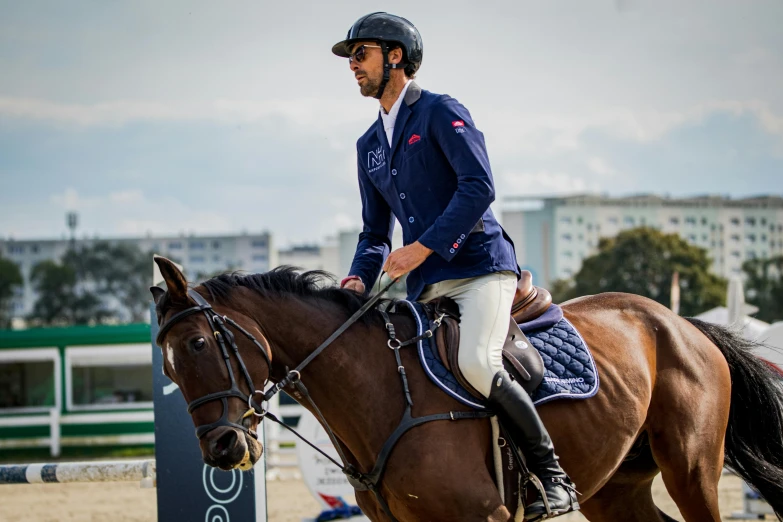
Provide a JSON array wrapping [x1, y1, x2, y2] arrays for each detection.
[[191, 266, 385, 325]]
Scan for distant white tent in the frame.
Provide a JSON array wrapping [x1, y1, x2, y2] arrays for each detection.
[[693, 276, 782, 369], [694, 306, 771, 340]]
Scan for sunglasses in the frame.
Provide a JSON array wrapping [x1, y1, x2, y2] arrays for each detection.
[[349, 44, 382, 64]]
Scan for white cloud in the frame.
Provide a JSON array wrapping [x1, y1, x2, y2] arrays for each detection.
[[47, 188, 233, 238], [587, 157, 617, 177], [496, 170, 603, 196]]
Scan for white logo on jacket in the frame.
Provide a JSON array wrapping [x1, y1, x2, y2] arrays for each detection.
[[367, 147, 386, 173]]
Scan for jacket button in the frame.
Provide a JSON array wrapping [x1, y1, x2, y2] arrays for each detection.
[[408, 217, 415, 223], [391, 169, 397, 176], [400, 193, 406, 199], [449, 248, 455, 254]]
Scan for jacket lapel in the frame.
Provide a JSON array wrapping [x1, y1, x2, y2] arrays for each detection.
[[389, 82, 422, 160]]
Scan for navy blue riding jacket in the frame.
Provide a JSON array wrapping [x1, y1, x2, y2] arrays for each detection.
[[348, 82, 520, 300]]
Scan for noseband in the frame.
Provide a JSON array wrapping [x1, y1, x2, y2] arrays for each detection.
[[156, 289, 272, 440]]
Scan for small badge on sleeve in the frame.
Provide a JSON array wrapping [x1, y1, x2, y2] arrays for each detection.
[[452, 120, 466, 134]]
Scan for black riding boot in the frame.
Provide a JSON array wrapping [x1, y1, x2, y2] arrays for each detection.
[[487, 370, 579, 520]]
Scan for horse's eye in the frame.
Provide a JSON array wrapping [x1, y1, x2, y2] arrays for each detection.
[[192, 337, 207, 351]]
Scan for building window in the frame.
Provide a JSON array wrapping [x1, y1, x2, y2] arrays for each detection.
[[746, 234, 757, 243], [212, 255, 221, 262], [562, 251, 573, 258], [212, 241, 221, 249], [608, 217, 619, 225], [688, 234, 697, 242], [746, 217, 756, 226], [168, 242, 182, 250], [561, 234, 572, 241], [731, 234, 741, 242], [587, 223, 593, 231], [560, 216, 572, 224], [67, 345, 152, 411], [0, 354, 57, 413], [189, 241, 205, 250], [731, 251, 741, 258], [761, 218, 767, 226], [252, 255, 267, 262], [30, 244, 39, 254], [701, 234, 708, 242], [761, 234, 768, 242], [685, 217, 697, 226], [8, 245, 24, 255], [577, 216, 583, 225], [701, 217, 708, 226], [669, 217, 680, 225], [189, 256, 205, 263], [746, 251, 756, 260], [252, 239, 268, 248], [730, 217, 740, 226], [71, 365, 152, 407], [624, 216, 635, 226]]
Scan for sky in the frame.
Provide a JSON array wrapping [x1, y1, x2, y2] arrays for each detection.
[[1, 0, 782, 246]]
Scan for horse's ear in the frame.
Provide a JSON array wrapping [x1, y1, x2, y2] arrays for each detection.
[[154, 256, 188, 303], [149, 286, 166, 305]]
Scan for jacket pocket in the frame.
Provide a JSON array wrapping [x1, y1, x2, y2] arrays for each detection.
[[403, 138, 428, 159]]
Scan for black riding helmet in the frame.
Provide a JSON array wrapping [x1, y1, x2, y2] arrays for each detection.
[[332, 12, 423, 100]]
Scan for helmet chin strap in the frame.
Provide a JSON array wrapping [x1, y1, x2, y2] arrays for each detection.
[[374, 41, 405, 101]]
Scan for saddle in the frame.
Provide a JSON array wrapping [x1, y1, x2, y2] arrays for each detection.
[[423, 270, 550, 399]]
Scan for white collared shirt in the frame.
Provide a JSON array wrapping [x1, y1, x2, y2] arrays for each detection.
[[380, 79, 412, 147]]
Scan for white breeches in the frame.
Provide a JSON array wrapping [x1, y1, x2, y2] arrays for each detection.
[[418, 271, 518, 398]]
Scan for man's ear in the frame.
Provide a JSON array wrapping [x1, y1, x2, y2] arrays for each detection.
[[389, 46, 403, 65], [154, 256, 188, 303]]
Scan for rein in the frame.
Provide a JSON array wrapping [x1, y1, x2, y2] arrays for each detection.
[[156, 277, 492, 522]]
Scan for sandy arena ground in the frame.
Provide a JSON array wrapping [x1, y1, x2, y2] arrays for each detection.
[[0, 472, 774, 522]]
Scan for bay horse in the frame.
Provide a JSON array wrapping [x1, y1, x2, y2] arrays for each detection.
[[151, 256, 783, 522]]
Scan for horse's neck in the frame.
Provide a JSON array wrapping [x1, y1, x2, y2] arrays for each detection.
[[253, 295, 415, 468]]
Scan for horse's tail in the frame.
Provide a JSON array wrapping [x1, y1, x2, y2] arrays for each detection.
[[685, 317, 783, 518]]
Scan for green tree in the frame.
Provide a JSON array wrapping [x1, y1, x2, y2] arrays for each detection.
[[66, 242, 154, 323], [743, 256, 783, 323], [28, 260, 108, 325], [0, 255, 23, 328], [557, 227, 726, 316]]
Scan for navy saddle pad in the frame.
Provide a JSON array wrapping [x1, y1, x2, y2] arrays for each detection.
[[397, 300, 600, 409]]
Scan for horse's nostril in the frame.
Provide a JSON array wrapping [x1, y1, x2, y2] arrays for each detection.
[[213, 430, 237, 454]]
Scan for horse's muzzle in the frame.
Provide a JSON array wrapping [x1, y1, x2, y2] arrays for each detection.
[[200, 426, 263, 471]]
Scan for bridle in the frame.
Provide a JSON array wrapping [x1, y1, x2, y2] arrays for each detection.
[[155, 289, 272, 440], [154, 282, 492, 522]]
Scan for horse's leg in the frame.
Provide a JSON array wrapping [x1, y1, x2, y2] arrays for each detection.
[[644, 318, 730, 522], [578, 447, 676, 522]]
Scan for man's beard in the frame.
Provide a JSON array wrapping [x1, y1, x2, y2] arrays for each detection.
[[360, 75, 380, 97]]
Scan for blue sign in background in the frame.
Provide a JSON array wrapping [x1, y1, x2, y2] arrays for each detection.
[[150, 304, 266, 521]]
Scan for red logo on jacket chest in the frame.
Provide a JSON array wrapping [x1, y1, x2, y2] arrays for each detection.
[[408, 134, 421, 145]]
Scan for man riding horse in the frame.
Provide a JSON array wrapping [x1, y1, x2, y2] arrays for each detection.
[[334, 12, 579, 519]]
